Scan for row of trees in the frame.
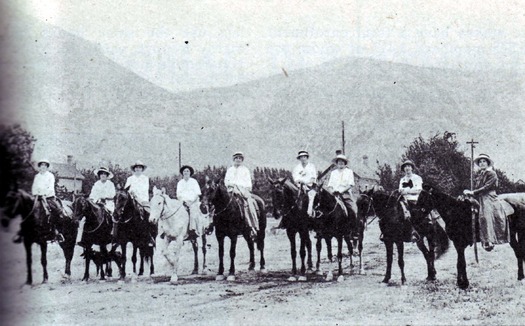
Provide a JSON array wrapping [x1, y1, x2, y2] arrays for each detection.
[[376, 131, 522, 194]]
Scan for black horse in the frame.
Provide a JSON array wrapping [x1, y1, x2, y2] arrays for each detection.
[[72, 196, 116, 281], [360, 186, 449, 285], [203, 179, 266, 281], [113, 188, 157, 280], [418, 185, 525, 289], [499, 193, 525, 281], [269, 177, 314, 281], [2, 189, 78, 284], [312, 186, 359, 281]]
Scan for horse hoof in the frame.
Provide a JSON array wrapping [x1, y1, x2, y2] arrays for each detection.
[[298, 276, 307, 282], [337, 275, 344, 283], [61, 273, 71, 280], [191, 270, 198, 275], [287, 276, 297, 282], [260, 268, 268, 275], [359, 268, 365, 275], [169, 275, 178, 284], [315, 270, 323, 276], [226, 275, 236, 282], [99, 280, 106, 284], [325, 272, 333, 282], [215, 275, 225, 281]]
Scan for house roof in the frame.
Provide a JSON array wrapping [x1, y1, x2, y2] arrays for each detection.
[[51, 163, 85, 180]]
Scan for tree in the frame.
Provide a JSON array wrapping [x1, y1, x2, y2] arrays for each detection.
[[377, 131, 519, 195], [0, 125, 36, 198]]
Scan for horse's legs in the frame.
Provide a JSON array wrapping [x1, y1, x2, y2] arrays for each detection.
[[23, 240, 33, 285], [337, 236, 344, 277], [139, 246, 146, 276], [191, 239, 199, 275], [325, 237, 334, 281], [229, 235, 238, 276], [509, 223, 525, 280], [201, 235, 207, 273], [244, 232, 255, 271], [315, 236, 322, 274], [131, 244, 138, 274], [305, 233, 313, 271], [60, 241, 74, 277], [344, 234, 353, 267], [217, 234, 225, 277], [170, 238, 184, 283], [99, 246, 108, 280], [120, 242, 127, 280], [454, 241, 469, 289], [382, 240, 393, 284], [396, 241, 406, 285], [299, 231, 307, 276], [415, 236, 436, 281], [257, 229, 266, 271], [358, 232, 364, 274], [40, 242, 48, 283], [287, 230, 297, 275], [82, 246, 91, 281]]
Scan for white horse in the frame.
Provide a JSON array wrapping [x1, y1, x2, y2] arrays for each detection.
[[149, 186, 212, 284]]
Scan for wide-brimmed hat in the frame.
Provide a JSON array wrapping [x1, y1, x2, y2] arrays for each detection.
[[94, 167, 114, 179], [296, 150, 309, 159], [180, 165, 195, 176], [130, 160, 147, 170], [333, 154, 348, 164], [400, 160, 416, 171], [232, 152, 244, 160], [474, 154, 494, 167], [36, 159, 51, 167]]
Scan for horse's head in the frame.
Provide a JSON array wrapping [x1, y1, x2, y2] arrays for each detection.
[[268, 177, 288, 218], [202, 177, 228, 206], [149, 186, 166, 224], [417, 184, 438, 215], [114, 187, 132, 220], [72, 195, 92, 222]]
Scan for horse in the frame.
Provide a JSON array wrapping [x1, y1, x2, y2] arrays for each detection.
[[499, 193, 525, 281], [418, 185, 525, 288], [203, 179, 266, 281], [149, 186, 212, 284], [360, 186, 449, 285], [2, 188, 78, 284], [113, 187, 157, 280], [269, 177, 314, 281], [72, 195, 115, 281], [311, 186, 359, 282]]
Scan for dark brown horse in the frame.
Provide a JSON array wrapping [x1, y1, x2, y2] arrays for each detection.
[[418, 185, 525, 289], [203, 179, 266, 281], [269, 177, 314, 281], [72, 196, 116, 281], [2, 189, 77, 284], [312, 186, 360, 282], [360, 186, 449, 285], [113, 188, 157, 280]]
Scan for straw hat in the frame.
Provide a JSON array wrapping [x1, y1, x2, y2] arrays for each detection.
[[296, 150, 309, 159], [400, 160, 416, 171], [94, 167, 114, 179], [232, 152, 244, 160], [179, 165, 195, 176], [474, 154, 493, 167], [333, 154, 348, 164], [36, 159, 51, 167], [130, 160, 147, 170]]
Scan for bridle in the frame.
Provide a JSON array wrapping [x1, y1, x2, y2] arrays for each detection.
[[156, 194, 184, 221]]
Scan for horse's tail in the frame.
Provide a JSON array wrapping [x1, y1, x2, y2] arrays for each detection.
[[434, 222, 450, 259]]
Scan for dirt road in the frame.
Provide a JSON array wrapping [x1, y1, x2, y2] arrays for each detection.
[[1, 217, 524, 325]]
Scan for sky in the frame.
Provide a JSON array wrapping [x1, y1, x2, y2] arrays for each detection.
[[9, 0, 525, 93]]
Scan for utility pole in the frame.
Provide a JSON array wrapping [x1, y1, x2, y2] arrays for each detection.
[[466, 138, 479, 264], [341, 121, 345, 155], [178, 142, 182, 172]]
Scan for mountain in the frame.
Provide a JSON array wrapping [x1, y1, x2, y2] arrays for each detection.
[[2, 14, 524, 179]]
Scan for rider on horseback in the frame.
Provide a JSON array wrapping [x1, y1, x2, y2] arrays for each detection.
[[224, 152, 259, 238], [122, 160, 153, 246], [13, 159, 65, 243], [77, 166, 116, 247], [398, 160, 423, 242], [326, 154, 357, 217], [291, 150, 318, 219], [176, 165, 202, 239]]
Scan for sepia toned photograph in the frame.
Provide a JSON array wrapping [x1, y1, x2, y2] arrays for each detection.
[[1, 1, 524, 325]]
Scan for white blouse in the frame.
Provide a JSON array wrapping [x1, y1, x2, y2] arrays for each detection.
[[224, 165, 252, 190], [124, 174, 150, 202], [32, 171, 56, 197], [176, 178, 202, 202], [327, 168, 355, 193]]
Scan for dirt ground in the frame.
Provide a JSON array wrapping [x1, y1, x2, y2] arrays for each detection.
[[1, 216, 525, 326]]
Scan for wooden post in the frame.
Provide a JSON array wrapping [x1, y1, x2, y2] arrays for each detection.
[[466, 138, 479, 264], [178, 142, 182, 172], [341, 121, 345, 155]]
